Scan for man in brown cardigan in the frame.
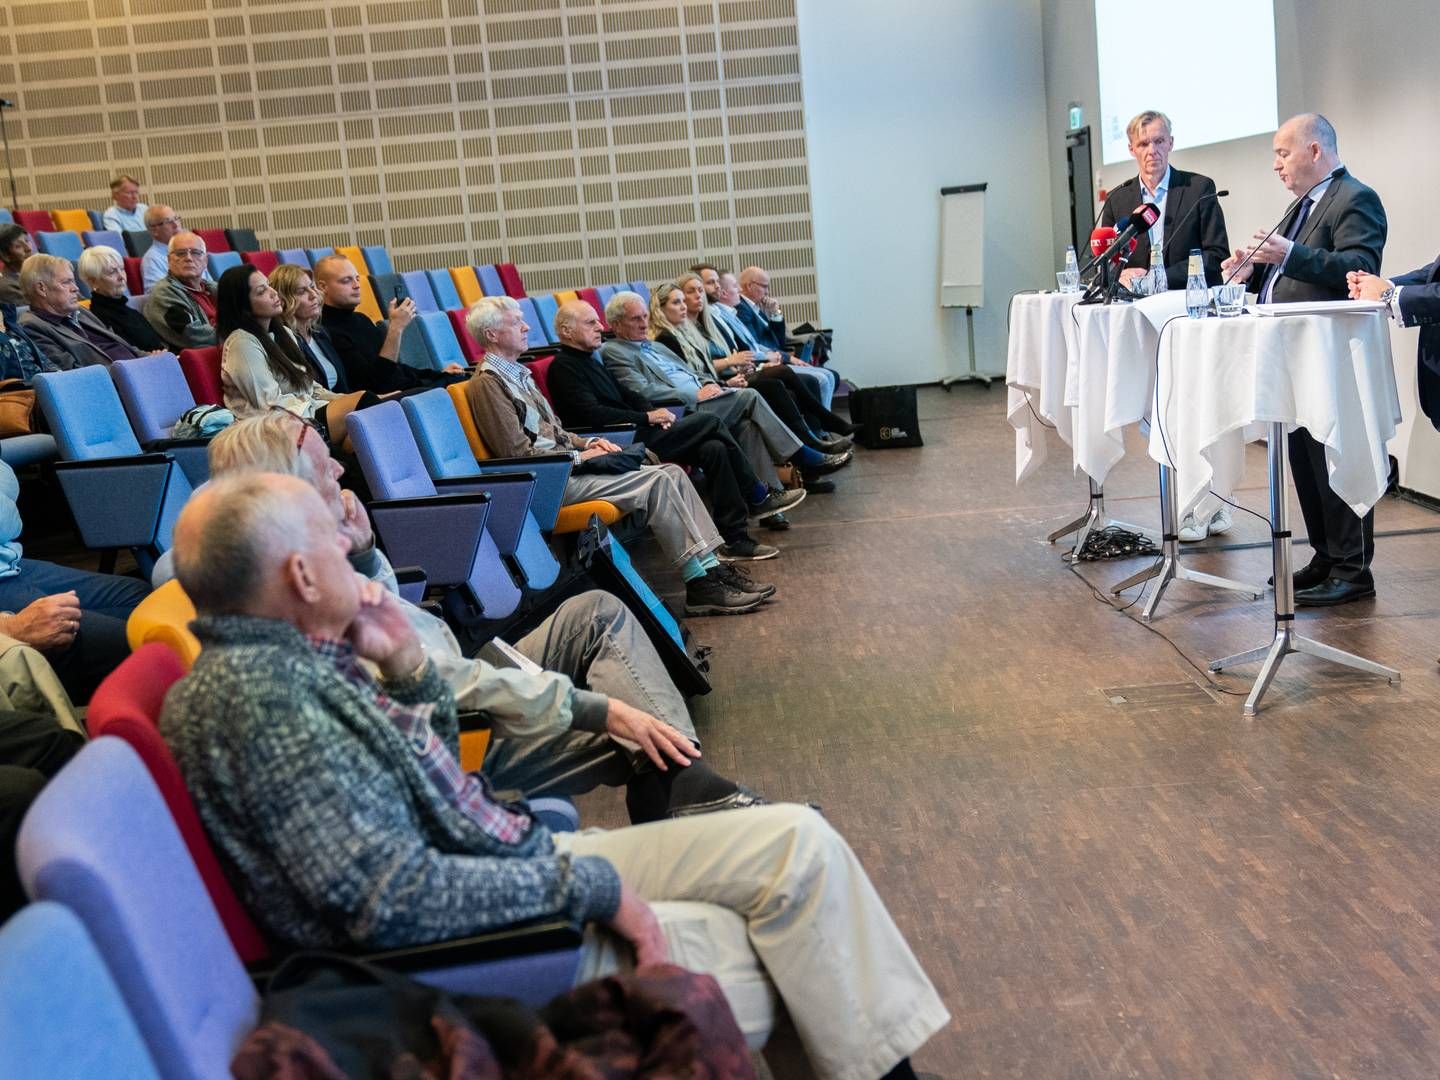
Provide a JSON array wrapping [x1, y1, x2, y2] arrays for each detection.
[[461, 297, 773, 617]]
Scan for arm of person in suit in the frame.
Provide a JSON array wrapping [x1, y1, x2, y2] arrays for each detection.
[[547, 358, 648, 428], [15, 318, 77, 371], [601, 344, 698, 409], [1350, 259, 1440, 327], [1279, 185, 1387, 290]]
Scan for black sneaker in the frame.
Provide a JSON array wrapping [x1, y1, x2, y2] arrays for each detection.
[[748, 487, 806, 518], [798, 474, 837, 494], [759, 510, 791, 531], [713, 561, 777, 598], [717, 537, 779, 561], [684, 573, 766, 615]]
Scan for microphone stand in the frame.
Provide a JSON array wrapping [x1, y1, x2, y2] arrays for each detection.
[[0, 100, 16, 213]]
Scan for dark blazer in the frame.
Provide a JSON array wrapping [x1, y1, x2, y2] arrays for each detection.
[[297, 324, 351, 393], [19, 307, 136, 370], [547, 344, 658, 434], [735, 298, 787, 351], [1394, 255, 1440, 429], [1101, 168, 1230, 288], [1248, 169, 1387, 303]]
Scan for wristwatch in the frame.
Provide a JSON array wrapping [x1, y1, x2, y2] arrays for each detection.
[[1379, 286, 1396, 303]]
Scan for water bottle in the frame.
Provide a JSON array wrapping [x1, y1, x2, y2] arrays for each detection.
[[1064, 245, 1078, 275], [1185, 248, 1208, 319], [1148, 242, 1168, 294]]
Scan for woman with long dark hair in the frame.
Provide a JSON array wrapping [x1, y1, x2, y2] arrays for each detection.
[[217, 265, 374, 446]]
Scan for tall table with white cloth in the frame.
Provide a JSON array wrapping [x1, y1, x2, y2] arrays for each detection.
[[1148, 301, 1403, 715]]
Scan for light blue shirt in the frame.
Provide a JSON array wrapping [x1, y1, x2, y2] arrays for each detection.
[[1138, 165, 1172, 251], [0, 460, 22, 578], [640, 339, 706, 393], [713, 303, 760, 351], [102, 203, 149, 233]]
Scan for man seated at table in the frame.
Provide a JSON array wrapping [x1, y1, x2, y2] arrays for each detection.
[[462, 296, 771, 615], [200, 411, 767, 818], [143, 232, 219, 351], [18, 255, 142, 369], [162, 470, 949, 1079]]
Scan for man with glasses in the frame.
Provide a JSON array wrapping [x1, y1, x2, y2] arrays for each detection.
[[140, 204, 212, 290], [143, 231, 218, 350]]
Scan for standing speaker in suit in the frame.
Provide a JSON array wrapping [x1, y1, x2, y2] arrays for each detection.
[[1223, 114, 1388, 606]]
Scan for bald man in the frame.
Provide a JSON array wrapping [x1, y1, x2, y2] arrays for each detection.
[[139, 204, 204, 290], [162, 471, 947, 1076], [143, 231, 218, 350]]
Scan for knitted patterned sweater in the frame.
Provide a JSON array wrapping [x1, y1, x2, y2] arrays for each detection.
[[160, 613, 621, 949]]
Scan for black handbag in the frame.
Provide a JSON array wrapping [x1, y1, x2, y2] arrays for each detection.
[[848, 385, 923, 449]]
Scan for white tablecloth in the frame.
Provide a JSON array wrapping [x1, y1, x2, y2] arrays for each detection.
[[1147, 304, 1402, 517], [1005, 291, 1079, 482]]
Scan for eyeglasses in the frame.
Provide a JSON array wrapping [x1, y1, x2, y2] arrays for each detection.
[[269, 405, 322, 451], [150, 216, 181, 230], [171, 248, 206, 260]]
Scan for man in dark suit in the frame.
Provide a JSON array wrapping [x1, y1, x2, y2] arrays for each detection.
[[17, 255, 141, 370], [1223, 113, 1388, 606], [1101, 110, 1230, 290], [1348, 258, 1440, 430], [547, 299, 800, 557]]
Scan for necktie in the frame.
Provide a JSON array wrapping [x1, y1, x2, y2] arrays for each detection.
[[1260, 196, 1313, 303]]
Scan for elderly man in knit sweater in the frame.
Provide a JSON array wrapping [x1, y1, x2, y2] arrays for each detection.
[[162, 472, 948, 1080]]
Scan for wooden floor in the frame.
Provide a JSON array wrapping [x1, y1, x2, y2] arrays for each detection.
[[580, 384, 1440, 1079]]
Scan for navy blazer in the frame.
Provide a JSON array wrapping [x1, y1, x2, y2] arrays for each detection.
[[1248, 169, 1387, 303], [735, 298, 787, 352], [1395, 255, 1440, 429], [1101, 167, 1230, 288]]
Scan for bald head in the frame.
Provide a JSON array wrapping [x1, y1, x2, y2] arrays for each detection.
[[738, 266, 771, 306], [554, 298, 603, 351], [313, 255, 361, 309], [1273, 113, 1340, 196]]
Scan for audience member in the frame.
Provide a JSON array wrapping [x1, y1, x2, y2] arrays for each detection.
[[163, 470, 948, 1077], [18, 254, 139, 369], [76, 245, 165, 352], [0, 225, 32, 306], [0, 305, 53, 383], [101, 174, 149, 233], [463, 297, 770, 615], [738, 265, 815, 356], [0, 460, 150, 702], [268, 264, 350, 392], [547, 299, 801, 557], [689, 262, 722, 302], [205, 411, 767, 817], [315, 255, 463, 393], [144, 232, 218, 350], [139, 204, 205, 290], [714, 269, 841, 409]]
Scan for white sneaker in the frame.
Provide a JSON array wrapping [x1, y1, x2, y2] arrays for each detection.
[[1207, 505, 1234, 536], [1177, 511, 1209, 542]]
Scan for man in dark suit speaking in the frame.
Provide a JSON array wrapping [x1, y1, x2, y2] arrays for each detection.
[[1101, 110, 1230, 291], [1223, 113, 1388, 607]]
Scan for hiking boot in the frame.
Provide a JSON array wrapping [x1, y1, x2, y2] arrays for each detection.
[[684, 572, 766, 615], [713, 561, 777, 598]]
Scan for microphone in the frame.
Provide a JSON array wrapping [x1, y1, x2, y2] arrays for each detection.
[[1079, 202, 1160, 276], [1160, 189, 1228, 267], [1223, 167, 1344, 285]]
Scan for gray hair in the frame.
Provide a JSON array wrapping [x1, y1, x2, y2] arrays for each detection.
[[208, 412, 323, 486], [604, 290, 645, 326], [110, 174, 139, 192], [1291, 112, 1338, 156], [173, 472, 311, 617], [1125, 110, 1173, 143], [77, 244, 124, 286], [143, 204, 174, 229], [465, 294, 520, 344], [168, 231, 204, 254], [18, 254, 72, 303]]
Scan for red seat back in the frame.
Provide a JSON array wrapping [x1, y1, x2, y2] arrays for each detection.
[[240, 250, 279, 276], [526, 354, 556, 408], [575, 287, 609, 330], [447, 308, 485, 365], [178, 346, 223, 405], [193, 228, 230, 254], [87, 644, 273, 965], [123, 256, 144, 296], [497, 263, 526, 299], [13, 210, 53, 236]]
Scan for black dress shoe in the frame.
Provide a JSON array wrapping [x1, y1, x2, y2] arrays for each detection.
[[799, 475, 837, 493], [1267, 563, 1331, 590], [1294, 577, 1375, 606]]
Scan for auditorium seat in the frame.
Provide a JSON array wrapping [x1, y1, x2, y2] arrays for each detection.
[[239, 249, 279, 275], [629, 280, 651, 302], [207, 251, 243, 278], [529, 294, 560, 344], [497, 263, 526, 298], [401, 270, 439, 312], [361, 245, 393, 275], [125, 580, 202, 669], [35, 230, 84, 261], [426, 268, 463, 309], [394, 314, 438, 371], [304, 246, 335, 267], [13, 210, 53, 236], [368, 271, 406, 308], [49, 208, 92, 233], [596, 283, 622, 307], [0, 209, 12, 224], [448, 308, 485, 365], [476, 263, 505, 297], [416, 310, 468, 370], [191, 228, 229, 254], [123, 256, 144, 296], [123, 229, 152, 257], [528, 354, 557, 406], [277, 248, 309, 266], [177, 346, 223, 405], [87, 210, 106, 229], [338, 246, 382, 321], [450, 265, 484, 307], [110, 353, 209, 486], [224, 227, 259, 253], [519, 296, 552, 347], [83, 229, 125, 251]]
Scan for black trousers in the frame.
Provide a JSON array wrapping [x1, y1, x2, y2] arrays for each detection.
[[0, 710, 85, 919], [643, 412, 758, 543], [1288, 427, 1374, 584], [747, 365, 852, 443]]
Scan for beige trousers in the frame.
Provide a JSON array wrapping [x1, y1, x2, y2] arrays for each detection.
[[554, 804, 949, 1080]]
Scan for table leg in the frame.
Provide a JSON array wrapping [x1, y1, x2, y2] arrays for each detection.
[[1208, 422, 1399, 715], [1048, 474, 1154, 555]]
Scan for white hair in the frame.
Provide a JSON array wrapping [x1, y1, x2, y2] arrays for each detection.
[[604, 290, 645, 326], [465, 295, 521, 344], [76, 244, 124, 286]]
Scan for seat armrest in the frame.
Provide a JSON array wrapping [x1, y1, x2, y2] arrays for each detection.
[[392, 565, 428, 604], [573, 424, 637, 448], [367, 493, 490, 587]]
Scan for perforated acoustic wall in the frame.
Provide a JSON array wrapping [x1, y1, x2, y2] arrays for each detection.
[[0, 0, 819, 316]]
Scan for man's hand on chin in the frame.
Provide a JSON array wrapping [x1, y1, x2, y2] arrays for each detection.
[[347, 576, 425, 680]]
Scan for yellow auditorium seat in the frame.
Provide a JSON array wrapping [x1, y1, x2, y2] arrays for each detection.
[[450, 266, 484, 308], [553, 290, 578, 306], [50, 209, 92, 233], [125, 577, 492, 768], [443, 383, 621, 535], [337, 245, 382, 322]]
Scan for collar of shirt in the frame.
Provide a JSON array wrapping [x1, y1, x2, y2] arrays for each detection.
[[1304, 167, 1340, 209], [305, 634, 534, 845]]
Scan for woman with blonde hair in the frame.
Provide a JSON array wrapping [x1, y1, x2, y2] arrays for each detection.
[[267, 262, 350, 392]]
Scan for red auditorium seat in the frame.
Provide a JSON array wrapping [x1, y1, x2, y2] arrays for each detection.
[[193, 228, 230, 253], [240, 250, 279, 275], [448, 308, 485, 365], [527, 354, 556, 406], [13, 210, 53, 236], [178, 346, 223, 405], [576, 287, 609, 330], [123, 257, 144, 296], [497, 263, 526, 298]]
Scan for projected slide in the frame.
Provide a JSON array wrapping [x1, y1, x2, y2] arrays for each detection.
[[1095, 0, 1278, 165]]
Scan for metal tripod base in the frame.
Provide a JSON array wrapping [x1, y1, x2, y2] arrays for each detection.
[[1047, 474, 1150, 555], [1207, 421, 1398, 715], [1211, 624, 1400, 717], [1110, 464, 1263, 620]]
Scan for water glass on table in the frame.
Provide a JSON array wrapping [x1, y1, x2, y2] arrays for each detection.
[[1055, 270, 1080, 293], [1212, 283, 1246, 317]]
